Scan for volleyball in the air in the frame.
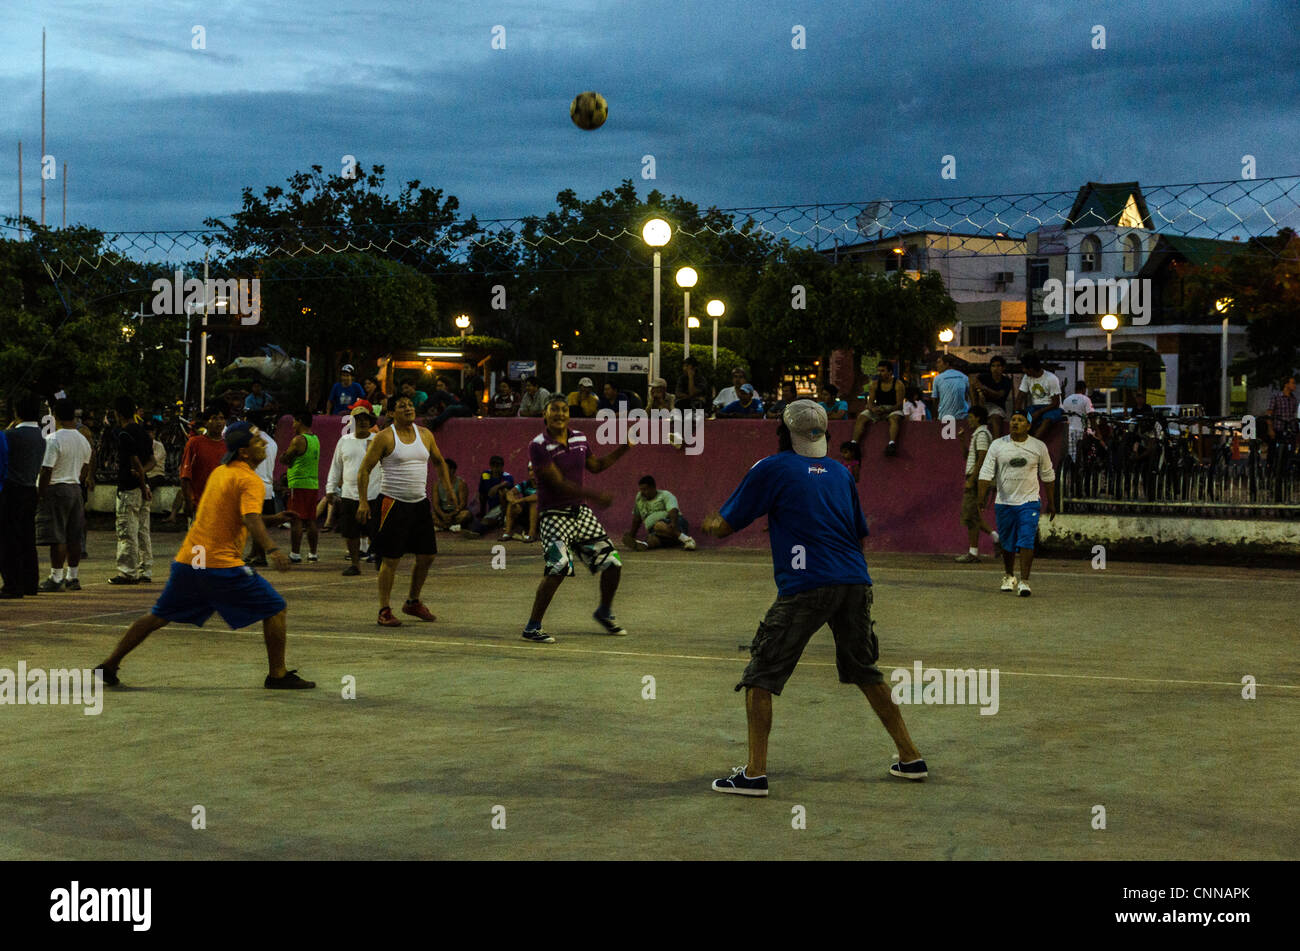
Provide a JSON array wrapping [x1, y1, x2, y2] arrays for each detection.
[[570, 91, 608, 130]]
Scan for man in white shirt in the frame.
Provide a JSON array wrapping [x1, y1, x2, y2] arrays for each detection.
[[1015, 351, 1063, 439], [35, 399, 93, 592], [1060, 381, 1095, 460], [977, 411, 1056, 597], [955, 405, 997, 563], [246, 427, 288, 567], [326, 405, 385, 575], [712, 367, 750, 415]]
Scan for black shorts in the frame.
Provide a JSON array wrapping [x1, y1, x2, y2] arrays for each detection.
[[371, 496, 437, 559], [338, 498, 372, 540], [736, 584, 884, 696]]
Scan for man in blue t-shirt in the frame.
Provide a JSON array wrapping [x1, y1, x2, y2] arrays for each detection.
[[931, 353, 971, 422], [701, 399, 927, 797], [327, 365, 366, 416]]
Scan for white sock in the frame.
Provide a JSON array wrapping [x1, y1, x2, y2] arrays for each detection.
[[743, 767, 764, 779], [679, 532, 690, 542], [51, 567, 65, 582], [969, 547, 978, 557], [990, 531, 1000, 544], [67, 566, 78, 580]]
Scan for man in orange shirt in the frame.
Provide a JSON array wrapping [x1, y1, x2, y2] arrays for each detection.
[[95, 422, 315, 690]]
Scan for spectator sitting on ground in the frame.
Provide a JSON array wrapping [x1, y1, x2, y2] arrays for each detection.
[[567, 377, 600, 418], [647, 378, 675, 412], [500, 463, 539, 542], [817, 383, 848, 420], [598, 380, 643, 413], [492, 379, 522, 417], [327, 364, 366, 416], [931, 353, 971, 423], [765, 381, 798, 419], [517, 376, 551, 417], [902, 385, 931, 421], [467, 455, 513, 536], [712, 367, 750, 415], [839, 440, 861, 482], [719, 383, 764, 417], [675, 357, 712, 411], [432, 458, 472, 532], [623, 475, 696, 550], [851, 359, 905, 456], [1015, 351, 1063, 438]]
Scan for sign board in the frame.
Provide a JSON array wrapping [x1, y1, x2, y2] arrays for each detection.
[[507, 360, 537, 380], [560, 354, 652, 375], [1085, 361, 1140, 390]]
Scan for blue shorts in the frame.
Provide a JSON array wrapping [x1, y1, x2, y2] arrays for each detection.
[[994, 501, 1041, 553], [1028, 406, 1062, 425], [151, 561, 286, 629]]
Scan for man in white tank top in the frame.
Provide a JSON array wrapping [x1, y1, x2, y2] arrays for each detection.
[[356, 397, 454, 627]]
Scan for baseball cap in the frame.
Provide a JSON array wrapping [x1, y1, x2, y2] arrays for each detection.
[[740, 383, 755, 395], [651, 377, 667, 388], [782, 400, 828, 458], [350, 400, 374, 417], [578, 377, 594, 387], [220, 421, 262, 464], [341, 364, 355, 374]]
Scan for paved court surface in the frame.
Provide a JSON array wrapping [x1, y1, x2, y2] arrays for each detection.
[[1, 529, 1296, 860]]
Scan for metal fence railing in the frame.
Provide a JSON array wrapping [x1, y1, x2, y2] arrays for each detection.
[[1059, 415, 1300, 518]]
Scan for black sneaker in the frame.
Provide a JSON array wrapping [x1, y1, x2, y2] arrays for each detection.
[[264, 669, 316, 690], [108, 574, 138, 586], [94, 665, 121, 687], [521, 626, 556, 644], [342, 565, 361, 576], [65, 579, 83, 591], [711, 765, 769, 797], [889, 758, 929, 781], [39, 578, 65, 593], [593, 608, 627, 636]]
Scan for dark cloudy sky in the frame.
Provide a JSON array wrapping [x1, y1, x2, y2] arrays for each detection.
[[2, 0, 1298, 236]]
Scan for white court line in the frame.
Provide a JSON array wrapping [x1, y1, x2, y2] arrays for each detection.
[[41, 622, 1300, 691]]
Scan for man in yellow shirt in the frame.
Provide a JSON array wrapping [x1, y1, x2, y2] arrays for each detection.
[[94, 422, 315, 690]]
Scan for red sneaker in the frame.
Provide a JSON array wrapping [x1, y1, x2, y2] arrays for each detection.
[[401, 600, 436, 622], [377, 606, 402, 627]]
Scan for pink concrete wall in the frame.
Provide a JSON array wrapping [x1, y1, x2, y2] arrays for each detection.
[[273, 415, 1062, 555]]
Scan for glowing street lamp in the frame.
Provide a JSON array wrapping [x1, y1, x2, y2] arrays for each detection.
[[454, 313, 471, 337], [1100, 313, 1119, 413], [938, 327, 954, 354], [676, 266, 698, 358], [642, 218, 672, 378], [706, 298, 725, 363], [1215, 298, 1234, 416]]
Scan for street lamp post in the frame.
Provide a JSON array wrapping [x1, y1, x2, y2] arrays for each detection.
[[676, 267, 697, 359], [1100, 313, 1119, 414], [938, 327, 954, 355], [706, 299, 725, 364], [642, 219, 672, 379], [455, 313, 471, 337], [1215, 298, 1233, 416]]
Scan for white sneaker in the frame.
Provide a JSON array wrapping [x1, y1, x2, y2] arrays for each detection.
[[682, 536, 696, 551], [307, 552, 318, 562], [449, 524, 461, 533], [1000, 574, 1016, 592], [1017, 581, 1032, 597], [289, 553, 303, 564]]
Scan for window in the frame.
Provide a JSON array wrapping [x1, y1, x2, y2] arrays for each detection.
[[1122, 234, 1141, 272], [967, 325, 1000, 346], [1080, 235, 1101, 272], [1028, 258, 1049, 289]]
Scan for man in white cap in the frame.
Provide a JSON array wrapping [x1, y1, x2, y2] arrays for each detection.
[[566, 377, 600, 419], [701, 399, 927, 796], [327, 364, 366, 416], [325, 403, 384, 576]]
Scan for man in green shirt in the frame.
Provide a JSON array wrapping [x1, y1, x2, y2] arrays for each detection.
[[280, 412, 321, 563], [623, 475, 696, 550]]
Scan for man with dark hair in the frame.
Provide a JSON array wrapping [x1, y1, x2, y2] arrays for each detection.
[[701, 400, 926, 796], [36, 399, 93, 592], [974, 356, 1013, 438], [675, 357, 711, 412], [356, 396, 455, 627], [817, 383, 848, 420], [712, 367, 750, 414], [111, 396, 154, 585], [1, 396, 52, 598], [424, 377, 471, 430], [598, 380, 643, 413], [517, 376, 551, 418], [432, 459, 472, 532], [94, 422, 315, 690], [852, 360, 905, 456], [624, 475, 695, 550], [491, 379, 522, 417], [468, 455, 513, 535], [1015, 351, 1063, 438], [765, 381, 798, 419], [179, 405, 228, 523], [978, 410, 1056, 597], [520, 396, 633, 643], [280, 412, 321, 563], [1266, 375, 1298, 485], [932, 353, 971, 423], [327, 364, 366, 416], [955, 404, 997, 563]]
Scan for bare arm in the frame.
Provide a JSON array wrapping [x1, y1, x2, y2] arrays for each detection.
[[421, 428, 454, 499], [355, 429, 392, 506], [702, 513, 733, 538], [242, 513, 289, 570], [281, 434, 306, 465], [586, 443, 630, 474]]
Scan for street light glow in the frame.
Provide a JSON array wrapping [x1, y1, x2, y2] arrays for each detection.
[[1215, 297, 1233, 314], [675, 266, 698, 288], [454, 313, 471, 330], [938, 328, 954, 343], [706, 299, 725, 318], [642, 218, 671, 247], [1100, 314, 1119, 332]]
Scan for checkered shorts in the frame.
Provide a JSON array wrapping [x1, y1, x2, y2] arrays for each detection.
[[538, 505, 620, 576]]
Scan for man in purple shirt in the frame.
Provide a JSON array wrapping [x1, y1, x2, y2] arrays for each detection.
[[521, 397, 633, 643]]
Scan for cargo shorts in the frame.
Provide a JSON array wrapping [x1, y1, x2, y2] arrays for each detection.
[[736, 583, 884, 695]]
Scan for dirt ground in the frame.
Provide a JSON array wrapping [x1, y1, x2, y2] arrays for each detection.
[[2, 529, 1295, 860]]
